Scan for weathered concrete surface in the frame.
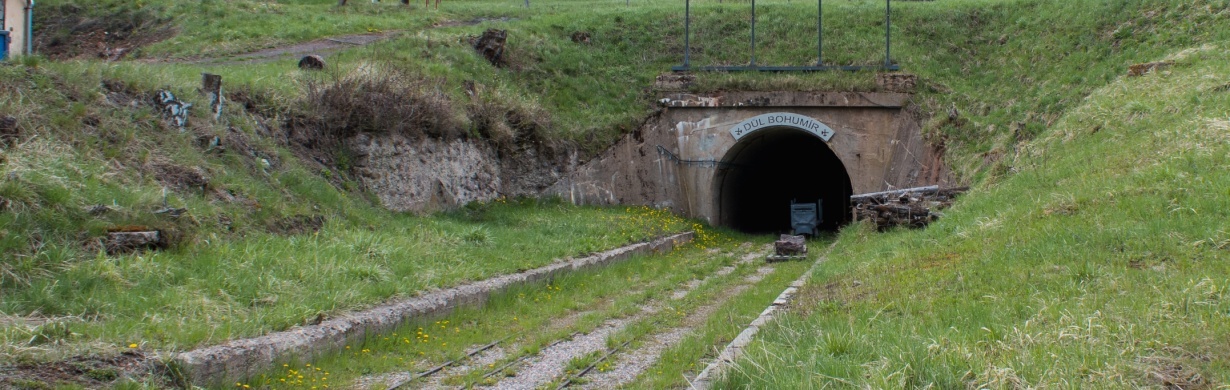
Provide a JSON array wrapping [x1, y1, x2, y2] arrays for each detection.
[[173, 232, 693, 387], [347, 133, 573, 213], [547, 91, 952, 225]]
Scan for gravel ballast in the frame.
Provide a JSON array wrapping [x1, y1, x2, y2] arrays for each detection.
[[173, 232, 694, 387]]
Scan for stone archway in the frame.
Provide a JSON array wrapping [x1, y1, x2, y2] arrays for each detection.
[[713, 123, 852, 233]]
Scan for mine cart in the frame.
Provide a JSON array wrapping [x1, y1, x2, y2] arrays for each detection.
[[790, 200, 821, 237]]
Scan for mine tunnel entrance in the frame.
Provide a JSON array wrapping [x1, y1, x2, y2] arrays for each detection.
[[715, 127, 852, 234]]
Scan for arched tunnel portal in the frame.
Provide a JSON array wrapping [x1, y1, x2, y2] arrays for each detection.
[[714, 126, 852, 234]]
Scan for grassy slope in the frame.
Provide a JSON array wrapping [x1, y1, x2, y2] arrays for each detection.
[[0, 52, 691, 355], [719, 46, 1230, 388], [41, 0, 1230, 158], [6, 0, 1230, 375]]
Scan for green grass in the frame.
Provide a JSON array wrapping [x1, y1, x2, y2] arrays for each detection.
[[237, 228, 812, 390], [40, 0, 1230, 158], [0, 196, 690, 351], [627, 255, 813, 389], [233, 227, 753, 389], [0, 80, 695, 354], [717, 45, 1230, 388], [7, 0, 1230, 386], [0, 50, 693, 360]]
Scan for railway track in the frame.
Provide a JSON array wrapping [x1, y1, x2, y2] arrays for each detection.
[[332, 239, 823, 390]]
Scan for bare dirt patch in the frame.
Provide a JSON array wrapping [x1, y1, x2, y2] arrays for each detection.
[[0, 351, 160, 390], [1138, 351, 1216, 390], [267, 215, 327, 236], [149, 161, 210, 194], [34, 4, 175, 61]]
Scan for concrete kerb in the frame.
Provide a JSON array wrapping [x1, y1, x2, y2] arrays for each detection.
[[171, 232, 695, 387]]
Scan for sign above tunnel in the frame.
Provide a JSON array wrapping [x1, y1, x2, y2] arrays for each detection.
[[729, 113, 835, 142]]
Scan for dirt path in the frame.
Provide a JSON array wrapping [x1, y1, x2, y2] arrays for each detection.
[[176, 16, 518, 66], [186, 31, 400, 66]]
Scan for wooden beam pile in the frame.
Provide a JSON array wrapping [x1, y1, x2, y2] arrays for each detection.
[[851, 186, 967, 230]]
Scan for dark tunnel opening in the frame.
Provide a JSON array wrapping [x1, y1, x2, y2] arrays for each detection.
[[715, 127, 853, 234]]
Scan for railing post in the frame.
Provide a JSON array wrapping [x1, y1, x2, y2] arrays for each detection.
[[885, 0, 892, 68], [750, 0, 756, 67], [684, 0, 691, 68], [818, 0, 823, 65]]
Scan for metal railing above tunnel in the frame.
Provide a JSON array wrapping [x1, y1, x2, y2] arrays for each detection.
[[673, 0, 901, 73]]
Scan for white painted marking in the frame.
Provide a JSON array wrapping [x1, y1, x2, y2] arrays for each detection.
[[728, 112, 835, 142]]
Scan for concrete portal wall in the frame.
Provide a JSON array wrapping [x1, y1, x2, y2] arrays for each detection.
[[3, 0, 30, 57], [546, 91, 952, 224]]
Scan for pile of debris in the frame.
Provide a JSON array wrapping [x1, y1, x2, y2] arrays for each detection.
[[851, 185, 967, 230]]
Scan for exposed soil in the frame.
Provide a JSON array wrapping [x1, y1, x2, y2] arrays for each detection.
[[1139, 352, 1215, 390], [189, 31, 401, 66], [150, 161, 210, 194], [0, 351, 160, 390], [267, 215, 327, 235], [34, 4, 175, 61]]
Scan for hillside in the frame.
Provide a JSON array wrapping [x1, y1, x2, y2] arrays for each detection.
[[719, 45, 1230, 388], [2, 0, 1230, 388]]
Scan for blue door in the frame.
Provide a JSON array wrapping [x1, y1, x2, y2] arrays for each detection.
[[0, 31, 10, 61]]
